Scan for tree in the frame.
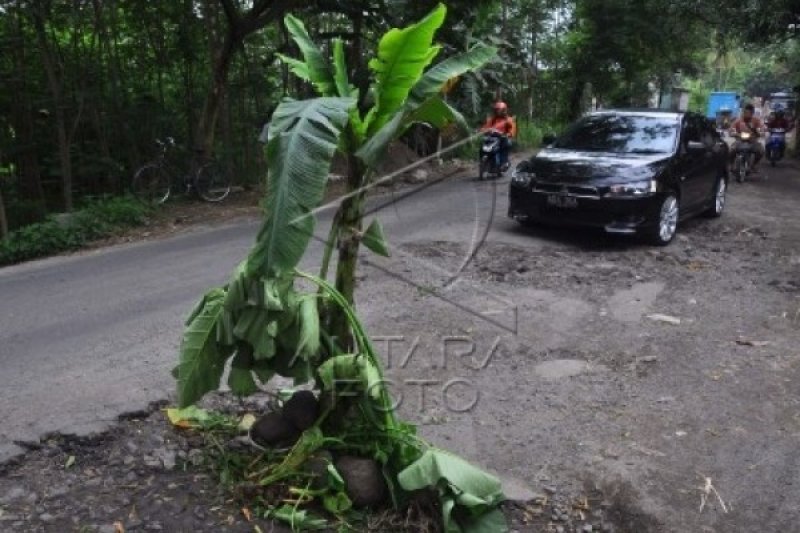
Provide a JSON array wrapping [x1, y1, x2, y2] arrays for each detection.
[[195, 0, 301, 157], [172, 6, 505, 531], [275, 5, 497, 344]]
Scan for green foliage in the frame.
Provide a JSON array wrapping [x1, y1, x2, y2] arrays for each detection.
[[173, 8, 505, 532], [399, 449, 507, 532], [0, 196, 151, 266], [364, 5, 446, 135], [362, 219, 391, 257], [514, 120, 544, 150], [246, 97, 355, 277]]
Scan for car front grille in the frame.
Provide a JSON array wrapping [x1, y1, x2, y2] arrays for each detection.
[[532, 182, 601, 199]]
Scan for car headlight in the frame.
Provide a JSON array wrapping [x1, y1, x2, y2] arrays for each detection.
[[605, 179, 657, 197], [511, 168, 535, 187]]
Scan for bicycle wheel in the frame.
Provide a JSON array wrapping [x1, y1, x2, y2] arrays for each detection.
[[132, 164, 171, 204], [195, 160, 232, 202]]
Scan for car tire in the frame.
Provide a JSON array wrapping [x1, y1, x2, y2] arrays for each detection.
[[705, 177, 727, 218], [647, 193, 679, 246]]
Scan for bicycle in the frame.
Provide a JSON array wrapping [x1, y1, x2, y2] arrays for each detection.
[[131, 137, 232, 204]]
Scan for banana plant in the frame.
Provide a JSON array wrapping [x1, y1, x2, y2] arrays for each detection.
[[172, 7, 504, 531], [277, 3, 497, 344]]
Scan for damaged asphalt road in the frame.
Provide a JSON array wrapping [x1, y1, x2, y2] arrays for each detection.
[[2, 157, 800, 532]]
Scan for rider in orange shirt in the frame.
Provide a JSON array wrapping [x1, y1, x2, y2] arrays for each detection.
[[480, 101, 517, 170]]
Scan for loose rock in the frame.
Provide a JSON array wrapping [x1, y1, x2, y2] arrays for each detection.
[[282, 390, 320, 431], [335, 456, 388, 508], [250, 411, 300, 448]]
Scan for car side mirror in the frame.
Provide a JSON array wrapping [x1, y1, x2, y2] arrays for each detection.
[[687, 141, 706, 152], [542, 133, 557, 146]]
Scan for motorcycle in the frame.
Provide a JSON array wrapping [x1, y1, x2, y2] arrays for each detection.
[[732, 130, 758, 183], [765, 128, 787, 167], [478, 130, 508, 180]]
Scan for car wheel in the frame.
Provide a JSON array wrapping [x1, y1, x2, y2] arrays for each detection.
[[648, 194, 679, 246], [705, 177, 726, 218]]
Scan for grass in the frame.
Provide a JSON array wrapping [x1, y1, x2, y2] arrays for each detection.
[[0, 196, 153, 266]]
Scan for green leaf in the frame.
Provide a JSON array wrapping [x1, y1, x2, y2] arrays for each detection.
[[332, 38, 356, 98], [317, 354, 360, 391], [296, 296, 321, 357], [317, 354, 382, 399], [247, 97, 355, 277], [186, 287, 225, 325], [228, 350, 259, 397], [365, 3, 447, 135], [282, 15, 336, 96], [410, 95, 468, 131], [271, 505, 328, 530], [362, 219, 390, 257], [398, 449, 507, 533], [357, 38, 496, 170], [275, 53, 312, 85], [408, 44, 498, 107], [323, 491, 352, 514], [177, 293, 232, 407]]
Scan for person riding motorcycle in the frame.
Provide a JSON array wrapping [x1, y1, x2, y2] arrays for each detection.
[[767, 109, 794, 132], [730, 104, 766, 170], [480, 101, 517, 170]]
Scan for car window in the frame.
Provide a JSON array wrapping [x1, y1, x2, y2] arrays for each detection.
[[553, 114, 679, 154]]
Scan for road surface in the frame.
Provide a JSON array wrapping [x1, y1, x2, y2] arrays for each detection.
[[3, 157, 800, 532], [0, 167, 509, 462]]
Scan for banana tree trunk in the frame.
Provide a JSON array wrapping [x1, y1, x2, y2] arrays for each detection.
[[330, 155, 367, 349]]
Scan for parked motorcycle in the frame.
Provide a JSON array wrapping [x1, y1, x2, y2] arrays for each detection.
[[732, 131, 757, 183], [478, 130, 508, 180], [765, 128, 787, 167]]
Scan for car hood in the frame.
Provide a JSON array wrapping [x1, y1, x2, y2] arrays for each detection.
[[523, 148, 671, 184]]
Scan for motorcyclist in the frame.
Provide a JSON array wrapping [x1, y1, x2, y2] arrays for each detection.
[[480, 101, 517, 170], [730, 104, 766, 170], [767, 109, 794, 132]]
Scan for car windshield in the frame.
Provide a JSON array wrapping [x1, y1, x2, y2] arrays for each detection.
[[553, 115, 679, 154]]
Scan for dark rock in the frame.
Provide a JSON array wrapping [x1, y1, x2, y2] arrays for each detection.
[[335, 456, 388, 508], [250, 411, 300, 448], [282, 390, 319, 431], [305, 451, 334, 490]]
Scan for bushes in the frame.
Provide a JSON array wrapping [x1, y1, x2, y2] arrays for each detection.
[[515, 120, 544, 150], [0, 196, 152, 266]]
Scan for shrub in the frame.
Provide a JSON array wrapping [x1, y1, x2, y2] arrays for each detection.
[[515, 119, 544, 150], [0, 196, 151, 266]]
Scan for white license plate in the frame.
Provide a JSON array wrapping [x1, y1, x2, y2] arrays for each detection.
[[547, 194, 578, 208]]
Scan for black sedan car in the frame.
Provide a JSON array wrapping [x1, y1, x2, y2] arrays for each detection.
[[509, 110, 729, 245]]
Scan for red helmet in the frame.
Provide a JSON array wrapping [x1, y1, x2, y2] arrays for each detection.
[[493, 101, 508, 112]]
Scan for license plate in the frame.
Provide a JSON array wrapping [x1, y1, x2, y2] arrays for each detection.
[[547, 194, 578, 209]]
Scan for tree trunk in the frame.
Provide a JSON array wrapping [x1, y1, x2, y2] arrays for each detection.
[[33, 9, 74, 211], [195, 0, 300, 158], [11, 9, 45, 210], [0, 186, 8, 240], [330, 155, 367, 349]]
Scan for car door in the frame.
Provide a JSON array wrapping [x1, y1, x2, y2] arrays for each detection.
[[701, 121, 728, 200], [674, 115, 717, 212]]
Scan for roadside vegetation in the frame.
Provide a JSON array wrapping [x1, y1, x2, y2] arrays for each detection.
[[0, 196, 151, 266]]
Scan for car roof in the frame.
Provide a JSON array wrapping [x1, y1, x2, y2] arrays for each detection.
[[588, 109, 684, 120]]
